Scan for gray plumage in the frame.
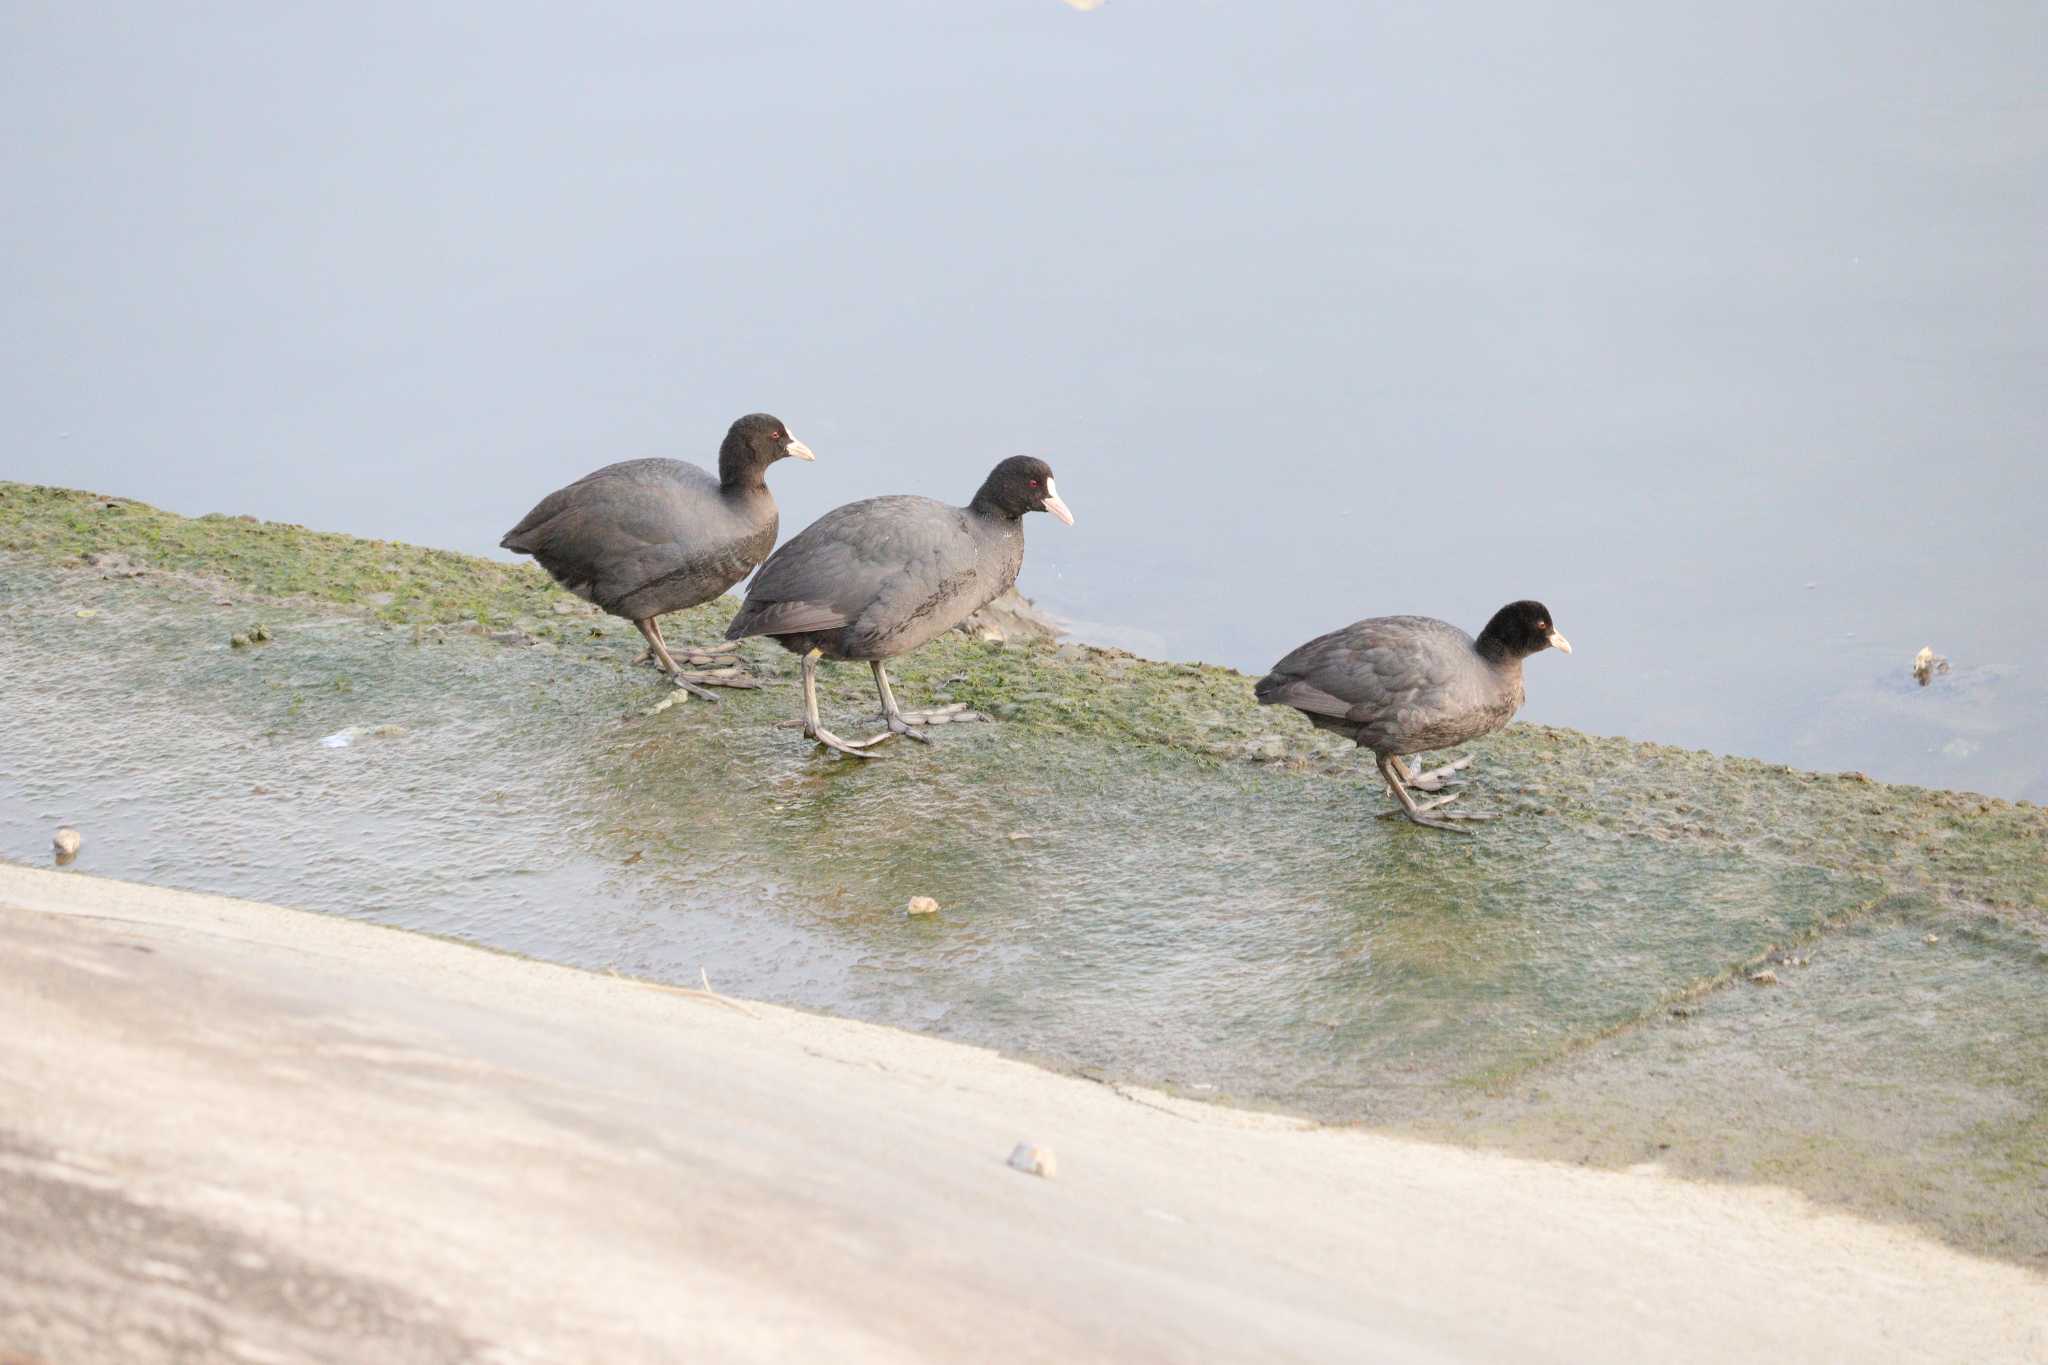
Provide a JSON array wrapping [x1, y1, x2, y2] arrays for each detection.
[[502, 456, 778, 620], [1255, 616, 1525, 755], [1255, 601, 1570, 831], [727, 456, 1068, 661], [500, 413, 814, 698], [728, 455, 1074, 758]]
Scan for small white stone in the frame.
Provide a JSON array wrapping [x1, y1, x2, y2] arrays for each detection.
[[52, 827, 82, 860], [1007, 1142, 1056, 1179], [906, 896, 940, 916]]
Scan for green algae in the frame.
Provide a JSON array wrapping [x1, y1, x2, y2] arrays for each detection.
[[1398, 894, 2048, 1268], [6, 479, 2043, 916]]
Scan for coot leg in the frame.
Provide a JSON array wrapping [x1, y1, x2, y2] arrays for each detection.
[[802, 649, 887, 758], [867, 662, 978, 743], [636, 619, 764, 697], [1376, 753, 1483, 832], [637, 635, 743, 669], [635, 619, 721, 701], [1404, 754, 1473, 792]]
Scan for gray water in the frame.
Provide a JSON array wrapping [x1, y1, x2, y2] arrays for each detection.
[[3, 3, 2045, 799]]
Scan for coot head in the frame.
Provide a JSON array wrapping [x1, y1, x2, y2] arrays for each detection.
[[1478, 600, 1571, 659], [972, 456, 1074, 525], [720, 413, 815, 482]]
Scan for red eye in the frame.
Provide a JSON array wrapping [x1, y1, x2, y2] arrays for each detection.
[[1028, 478, 1040, 487]]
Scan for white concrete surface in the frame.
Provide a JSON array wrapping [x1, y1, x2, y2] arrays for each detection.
[[2, 863, 2042, 1364]]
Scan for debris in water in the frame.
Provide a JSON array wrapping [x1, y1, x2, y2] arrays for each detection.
[[52, 827, 82, 865], [1925, 934, 1940, 945], [907, 896, 940, 916], [1912, 647, 1950, 686], [1007, 1142, 1057, 1178], [319, 730, 353, 748], [1748, 969, 1780, 986], [74, 608, 98, 619], [367, 724, 408, 739], [230, 633, 251, 649]]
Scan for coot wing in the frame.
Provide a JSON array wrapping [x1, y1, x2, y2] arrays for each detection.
[[728, 495, 975, 642], [502, 459, 726, 607], [1256, 616, 1472, 723]]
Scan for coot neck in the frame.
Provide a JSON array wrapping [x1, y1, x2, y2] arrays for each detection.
[[717, 430, 770, 493], [967, 491, 1023, 523], [1474, 632, 1523, 668]]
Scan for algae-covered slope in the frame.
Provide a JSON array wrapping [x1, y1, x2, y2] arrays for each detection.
[[6, 479, 2044, 908], [5, 479, 2047, 1265]]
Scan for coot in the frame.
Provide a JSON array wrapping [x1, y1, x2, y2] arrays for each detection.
[[500, 413, 813, 699], [1255, 601, 1570, 831], [725, 456, 1074, 757]]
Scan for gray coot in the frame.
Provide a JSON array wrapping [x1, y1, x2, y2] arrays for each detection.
[[725, 455, 1074, 757], [1254, 601, 1570, 832], [500, 413, 814, 700]]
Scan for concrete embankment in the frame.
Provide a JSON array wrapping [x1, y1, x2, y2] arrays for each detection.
[[4, 863, 2044, 1364]]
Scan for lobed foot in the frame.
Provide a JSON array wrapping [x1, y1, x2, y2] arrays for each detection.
[[1403, 754, 1473, 793], [1406, 811, 1478, 833], [672, 666, 765, 692], [639, 639, 743, 669], [803, 722, 889, 759], [863, 702, 987, 744], [1376, 794, 1496, 832], [670, 675, 723, 703], [1376, 792, 1462, 820]]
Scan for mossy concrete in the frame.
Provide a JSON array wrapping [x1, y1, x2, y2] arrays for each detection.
[[9, 479, 2042, 913], [6, 479, 2046, 1268]]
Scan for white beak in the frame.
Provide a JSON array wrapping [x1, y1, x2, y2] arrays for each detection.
[[1548, 630, 1572, 654], [785, 438, 815, 462], [1041, 477, 1074, 525]]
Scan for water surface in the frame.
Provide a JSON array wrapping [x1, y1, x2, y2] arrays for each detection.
[[4, 3, 2045, 796]]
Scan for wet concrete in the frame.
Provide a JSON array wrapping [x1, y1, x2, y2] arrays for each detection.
[[3, 507, 2046, 1272]]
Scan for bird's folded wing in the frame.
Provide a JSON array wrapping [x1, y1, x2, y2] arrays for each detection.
[[725, 598, 850, 639]]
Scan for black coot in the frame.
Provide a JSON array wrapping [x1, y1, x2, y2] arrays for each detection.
[[500, 413, 813, 699], [1255, 601, 1570, 831], [725, 456, 1074, 757]]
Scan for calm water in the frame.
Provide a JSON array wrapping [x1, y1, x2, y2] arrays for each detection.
[[4, 3, 2045, 797]]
